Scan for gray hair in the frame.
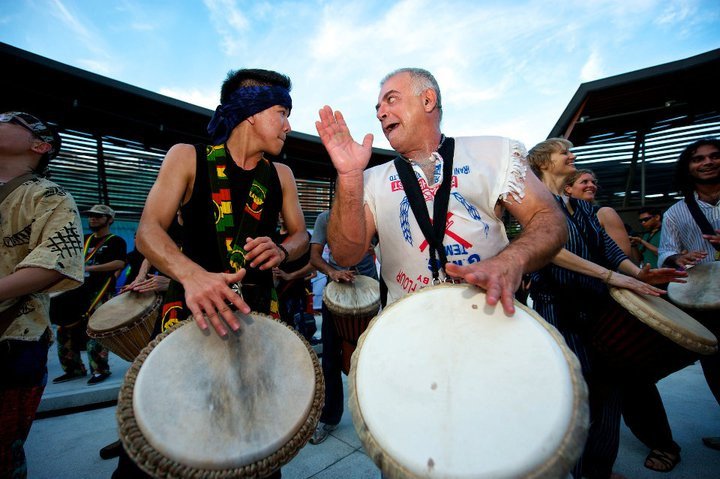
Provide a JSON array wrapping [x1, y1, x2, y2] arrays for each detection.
[[381, 68, 443, 121]]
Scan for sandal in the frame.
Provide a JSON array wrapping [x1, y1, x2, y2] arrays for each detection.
[[644, 449, 681, 473]]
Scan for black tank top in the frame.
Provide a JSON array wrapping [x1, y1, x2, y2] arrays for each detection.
[[180, 144, 283, 287]]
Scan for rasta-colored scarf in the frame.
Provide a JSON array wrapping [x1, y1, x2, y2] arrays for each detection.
[[82, 233, 116, 317], [160, 144, 279, 333]]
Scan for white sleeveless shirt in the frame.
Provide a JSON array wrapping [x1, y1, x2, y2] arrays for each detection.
[[364, 136, 527, 305]]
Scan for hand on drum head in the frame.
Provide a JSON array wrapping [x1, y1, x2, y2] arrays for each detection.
[[444, 257, 521, 315], [636, 264, 687, 286], [122, 274, 171, 293], [608, 271, 666, 296], [327, 269, 356, 283], [182, 268, 250, 337], [674, 250, 708, 268]]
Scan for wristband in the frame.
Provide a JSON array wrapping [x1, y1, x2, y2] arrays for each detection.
[[604, 269, 614, 284], [276, 243, 289, 264]]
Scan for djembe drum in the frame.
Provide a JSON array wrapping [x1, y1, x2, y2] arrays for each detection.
[[323, 275, 381, 374], [667, 262, 720, 311], [87, 291, 162, 362], [117, 313, 323, 479], [349, 283, 588, 479], [592, 287, 717, 381]]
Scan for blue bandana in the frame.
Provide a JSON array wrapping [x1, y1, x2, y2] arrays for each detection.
[[207, 85, 292, 144]]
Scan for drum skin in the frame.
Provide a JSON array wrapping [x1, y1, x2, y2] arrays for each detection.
[[667, 262, 720, 311], [117, 314, 324, 479], [87, 291, 161, 362], [349, 283, 589, 479], [324, 275, 381, 374], [323, 275, 381, 343]]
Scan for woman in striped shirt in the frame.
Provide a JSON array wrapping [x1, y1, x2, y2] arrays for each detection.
[[563, 167, 685, 472], [526, 138, 681, 479]]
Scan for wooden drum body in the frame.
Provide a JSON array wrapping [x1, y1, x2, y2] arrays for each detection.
[[593, 288, 718, 381], [323, 275, 381, 374], [117, 313, 323, 479], [87, 291, 162, 361], [349, 283, 588, 479], [668, 262, 720, 311]]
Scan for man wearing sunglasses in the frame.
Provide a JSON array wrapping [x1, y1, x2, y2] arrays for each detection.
[[630, 207, 662, 268], [0, 111, 84, 478]]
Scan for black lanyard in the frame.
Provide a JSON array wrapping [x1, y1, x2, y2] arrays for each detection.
[[393, 137, 455, 281]]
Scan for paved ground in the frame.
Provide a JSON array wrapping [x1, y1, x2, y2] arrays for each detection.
[[25, 327, 720, 478]]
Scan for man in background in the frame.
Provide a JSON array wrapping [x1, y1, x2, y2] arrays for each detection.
[[52, 204, 126, 385], [630, 207, 662, 268]]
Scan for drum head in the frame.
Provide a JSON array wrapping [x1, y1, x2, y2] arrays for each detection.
[[350, 284, 588, 479], [88, 292, 158, 333], [610, 287, 717, 354], [323, 275, 380, 316], [127, 314, 319, 472], [667, 262, 720, 311]]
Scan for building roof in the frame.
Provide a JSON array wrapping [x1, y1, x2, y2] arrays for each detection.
[[1, 42, 395, 222], [549, 49, 720, 144], [0, 41, 394, 180], [547, 48, 720, 210]]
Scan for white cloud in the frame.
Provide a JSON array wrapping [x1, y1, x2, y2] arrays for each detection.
[[76, 58, 114, 76], [47, 0, 117, 74], [203, 0, 250, 56], [159, 87, 218, 110], [580, 50, 605, 82], [654, 0, 696, 26]]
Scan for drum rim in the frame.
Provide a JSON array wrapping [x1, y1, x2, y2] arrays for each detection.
[[117, 315, 325, 479], [323, 275, 381, 316], [609, 287, 718, 355], [87, 292, 162, 336], [348, 283, 590, 479]]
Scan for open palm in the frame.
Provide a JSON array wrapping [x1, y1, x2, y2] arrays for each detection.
[[315, 105, 374, 175]]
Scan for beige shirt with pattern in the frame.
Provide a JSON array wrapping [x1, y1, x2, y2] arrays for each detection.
[[1, 176, 84, 342]]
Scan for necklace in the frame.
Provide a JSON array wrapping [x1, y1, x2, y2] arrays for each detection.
[[403, 134, 446, 166]]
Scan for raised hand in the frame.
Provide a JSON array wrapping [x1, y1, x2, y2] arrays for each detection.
[[315, 106, 374, 175]]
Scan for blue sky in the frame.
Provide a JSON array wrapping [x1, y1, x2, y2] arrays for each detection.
[[2, 0, 719, 151]]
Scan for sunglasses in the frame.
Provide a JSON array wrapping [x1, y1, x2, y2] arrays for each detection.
[[638, 216, 654, 223], [0, 112, 56, 151]]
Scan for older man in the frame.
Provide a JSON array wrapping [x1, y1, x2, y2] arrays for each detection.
[[315, 68, 566, 311]]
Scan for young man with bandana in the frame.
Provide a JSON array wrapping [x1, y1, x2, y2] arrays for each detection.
[[137, 69, 307, 338], [115, 69, 307, 479], [0, 111, 84, 478]]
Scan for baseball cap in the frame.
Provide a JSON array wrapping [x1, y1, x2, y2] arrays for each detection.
[[85, 204, 116, 219], [0, 111, 61, 158]]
